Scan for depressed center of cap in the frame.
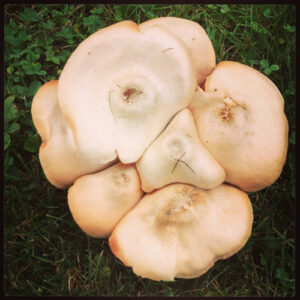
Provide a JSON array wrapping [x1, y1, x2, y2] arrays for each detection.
[[164, 133, 191, 159], [157, 186, 205, 225], [109, 74, 158, 119]]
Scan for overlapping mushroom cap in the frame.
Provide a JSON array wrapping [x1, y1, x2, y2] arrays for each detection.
[[58, 20, 197, 164], [136, 108, 225, 192], [139, 16, 216, 85], [68, 163, 143, 238], [31, 17, 288, 282], [109, 183, 253, 281], [189, 61, 289, 192], [31, 80, 114, 188]]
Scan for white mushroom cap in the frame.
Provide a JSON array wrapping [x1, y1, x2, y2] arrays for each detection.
[[189, 61, 289, 192], [109, 183, 253, 281], [68, 162, 144, 238], [58, 20, 197, 165], [31, 80, 113, 188], [136, 108, 225, 192], [139, 16, 216, 85]]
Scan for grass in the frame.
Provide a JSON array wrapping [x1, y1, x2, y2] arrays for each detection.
[[4, 4, 295, 296]]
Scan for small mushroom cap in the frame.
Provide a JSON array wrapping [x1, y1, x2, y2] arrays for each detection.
[[68, 162, 144, 238], [31, 80, 113, 188], [136, 108, 225, 192], [139, 16, 216, 85], [109, 183, 253, 281], [58, 20, 197, 165], [190, 61, 289, 192]]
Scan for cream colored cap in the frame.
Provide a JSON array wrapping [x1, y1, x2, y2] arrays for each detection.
[[31, 80, 113, 188], [109, 183, 253, 281], [190, 61, 289, 192], [139, 16, 216, 85], [136, 108, 225, 192], [68, 162, 144, 238], [58, 20, 197, 165]]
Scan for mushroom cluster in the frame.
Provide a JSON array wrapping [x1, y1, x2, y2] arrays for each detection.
[[31, 17, 289, 281]]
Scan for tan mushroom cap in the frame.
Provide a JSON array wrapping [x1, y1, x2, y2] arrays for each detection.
[[189, 61, 289, 192], [139, 16, 216, 85], [31, 80, 113, 188], [58, 20, 197, 165], [136, 108, 225, 192], [109, 183, 253, 281], [68, 162, 144, 238]]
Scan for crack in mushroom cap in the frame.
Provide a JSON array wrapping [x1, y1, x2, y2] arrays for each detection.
[[139, 16, 216, 85], [109, 183, 253, 281], [68, 162, 144, 238], [189, 61, 289, 192], [136, 108, 225, 192], [58, 20, 197, 165], [31, 80, 114, 188]]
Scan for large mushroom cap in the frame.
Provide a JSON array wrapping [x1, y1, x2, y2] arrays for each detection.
[[136, 108, 225, 192], [109, 183, 253, 281], [68, 162, 144, 238], [190, 61, 289, 192], [31, 80, 113, 188], [58, 20, 197, 165], [139, 16, 216, 85]]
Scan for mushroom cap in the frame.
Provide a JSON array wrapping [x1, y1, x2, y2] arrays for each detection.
[[31, 80, 113, 188], [136, 108, 225, 192], [58, 20, 197, 165], [109, 183, 253, 281], [139, 16, 216, 85], [189, 61, 289, 192], [68, 162, 144, 238]]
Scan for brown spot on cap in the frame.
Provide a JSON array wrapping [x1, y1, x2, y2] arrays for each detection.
[[112, 171, 130, 187], [217, 105, 233, 123], [156, 186, 206, 226]]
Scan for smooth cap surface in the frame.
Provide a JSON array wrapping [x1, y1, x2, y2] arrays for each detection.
[[190, 61, 289, 192], [68, 162, 144, 238], [139, 16, 216, 85], [58, 20, 197, 164], [109, 183, 253, 281], [136, 108, 225, 192], [31, 80, 113, 188]]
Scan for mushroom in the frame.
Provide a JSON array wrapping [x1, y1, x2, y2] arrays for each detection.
[[68, 162, 144, 238], [136, 108, 225, 192], [58, 20, 197, 165], [189, 61, 289, 192], [139, 16, 216, 85], [30, 17, 288, 283], [31, 80, 114, 188], [109, 183, 253, 281]]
